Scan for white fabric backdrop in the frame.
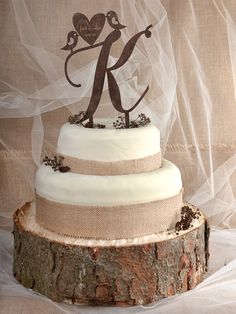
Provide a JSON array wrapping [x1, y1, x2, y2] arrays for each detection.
[[1, 0, 236, 313]]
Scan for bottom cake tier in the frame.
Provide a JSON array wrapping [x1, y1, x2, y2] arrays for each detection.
[[13, 202, 210, 306]]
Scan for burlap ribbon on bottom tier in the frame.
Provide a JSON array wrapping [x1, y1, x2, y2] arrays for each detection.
[[62, 151, 161, 175], [35, 189, 183, 240]]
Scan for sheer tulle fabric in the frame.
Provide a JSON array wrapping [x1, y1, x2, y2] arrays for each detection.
[[1, 0, 236, 313]]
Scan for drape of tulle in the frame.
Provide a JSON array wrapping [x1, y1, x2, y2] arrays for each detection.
[[1, 0, 236, 312]]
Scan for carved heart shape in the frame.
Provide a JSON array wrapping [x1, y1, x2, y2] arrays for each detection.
[[73, 13, 106, 45]]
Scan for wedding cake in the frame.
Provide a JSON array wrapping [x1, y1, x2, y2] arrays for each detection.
[[13, 10, 209, 306], [13, 116, 209, 306]]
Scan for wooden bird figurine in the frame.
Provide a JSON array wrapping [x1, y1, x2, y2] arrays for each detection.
[[61, 31, 79, 53], [106, 11, 126, 29]]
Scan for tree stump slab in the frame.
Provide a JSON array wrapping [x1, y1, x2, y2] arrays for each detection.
[[13, 202, 210, 306]]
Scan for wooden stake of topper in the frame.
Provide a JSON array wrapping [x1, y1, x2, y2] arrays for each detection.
[[62, 11, 152, 128]]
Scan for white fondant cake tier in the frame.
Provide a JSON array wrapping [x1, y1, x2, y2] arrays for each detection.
[[57, 120, 160, 162], [35, 159, 182, 206]]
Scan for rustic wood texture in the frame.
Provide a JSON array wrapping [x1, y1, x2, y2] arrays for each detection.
[[13, 202, 210, 306]]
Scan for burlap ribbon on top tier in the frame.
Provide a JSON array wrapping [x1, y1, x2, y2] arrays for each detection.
[[35, 189, 183, 240], [62, 151, 161, 175]]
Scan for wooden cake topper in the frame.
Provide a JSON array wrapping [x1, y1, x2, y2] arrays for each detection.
[[62, 11, 152, 128]]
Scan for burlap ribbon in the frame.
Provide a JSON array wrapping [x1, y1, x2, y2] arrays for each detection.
[[62, 151, 161, 175], [35, 189, 183, 240]]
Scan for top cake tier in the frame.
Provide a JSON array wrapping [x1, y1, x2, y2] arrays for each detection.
[[57, 119, 160, 162]]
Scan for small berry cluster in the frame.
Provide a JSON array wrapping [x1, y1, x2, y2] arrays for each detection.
[[68, 111, 105, 128], [113, 113, 151, 129], [43, 155, 70, 173], [175, 206, 201, 234], [112, 116, 126, 129], [130, 113, 151, 128], [68, 111, 85, 125]]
